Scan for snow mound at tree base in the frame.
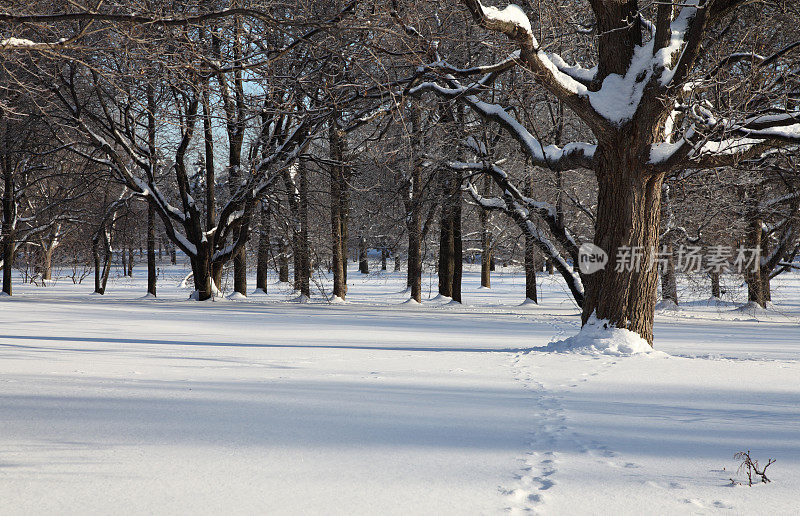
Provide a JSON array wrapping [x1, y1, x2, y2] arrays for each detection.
[[655, 299, 680, 312], [542, 316, 662, 356]]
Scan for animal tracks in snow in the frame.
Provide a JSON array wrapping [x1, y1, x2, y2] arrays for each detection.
[[502, 351, 567, 514]]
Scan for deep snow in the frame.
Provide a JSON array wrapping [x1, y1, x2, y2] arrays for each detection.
[[1, 261, 799, 515]]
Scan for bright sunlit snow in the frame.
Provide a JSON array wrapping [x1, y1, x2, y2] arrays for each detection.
[[1, 262, 799, 514]]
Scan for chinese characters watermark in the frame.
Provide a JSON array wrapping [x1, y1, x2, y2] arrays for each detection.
[[578, 244, 760, 274]]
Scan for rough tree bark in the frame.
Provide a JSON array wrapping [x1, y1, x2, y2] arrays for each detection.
[[581, 151, 666, 343]]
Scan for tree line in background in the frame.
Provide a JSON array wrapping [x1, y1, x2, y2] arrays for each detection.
[[1, 0, 798, 344]]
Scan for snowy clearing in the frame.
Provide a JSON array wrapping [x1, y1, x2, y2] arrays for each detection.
[[1, 264, 799, 515]]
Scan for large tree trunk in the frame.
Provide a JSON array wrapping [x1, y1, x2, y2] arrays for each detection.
[[581, 154, 666, 345], [147, 202, 157, 297], [192, 243, 213, 301]]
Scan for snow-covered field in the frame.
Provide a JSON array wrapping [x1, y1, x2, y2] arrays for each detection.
[[1, 261, 799, 515]]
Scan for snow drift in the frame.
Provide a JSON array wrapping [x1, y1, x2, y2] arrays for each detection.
[[540, 315, 662, 356]]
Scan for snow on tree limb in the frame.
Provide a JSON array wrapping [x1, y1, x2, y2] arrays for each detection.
[[453, 146, 585, 306], [461, 1, 606, 132], [410, 79, 596, 172]]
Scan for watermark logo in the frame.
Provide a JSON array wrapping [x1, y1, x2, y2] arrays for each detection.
[[578, 243, 608, 274]]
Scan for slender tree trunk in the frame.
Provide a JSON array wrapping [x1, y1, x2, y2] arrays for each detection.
[[745, 212, 765, 307], [480, 175, 492, 288], [2, 238, 12, 295], [41, 246, 53, 281], [121, 245, 128, 276], [710, 271, 721, 298], [146, 85, 158, 297], [381, 247, 388, 271], [340, 169, 349, 292], [210, 260, 223, 292], [523, 173, 538, 303], [278, 237, 290, 284], [127, 246, 134, 277], [330, 119, 347, 300], [524, 238, 538, 302], [93, 238, 101, 294], [232, 243, 247, 295], [438, 195, 454, 297], [451, 169, 463, 303], [581, 156, 666, 345], [170, 243, 176, 265], [2, 164, 14, 295], [358, 233, 369, 274], [96, 228, 113, 295], [147, 203, 157, 296], [256, 201, 270, 292], [660, 244, 678, 305], [759, 229, 772, 304], [407, 105, 423, 302], [298, 157, 311, 298]]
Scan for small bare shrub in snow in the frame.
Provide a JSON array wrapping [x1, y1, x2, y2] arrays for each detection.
[[731, 451, 775, 486]]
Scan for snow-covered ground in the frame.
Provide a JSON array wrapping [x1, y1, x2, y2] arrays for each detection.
[[1, 261, 799, 515]]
